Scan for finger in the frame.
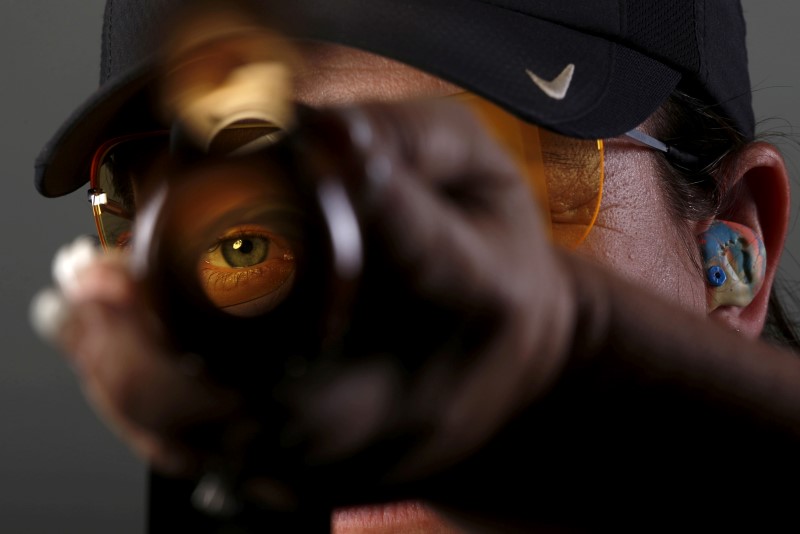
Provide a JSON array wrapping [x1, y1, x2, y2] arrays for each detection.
[[332, 101, 548, 306], [30, 287, 72, 345], [67, 296, 240, 437], [319, 102, 571, 478], [31, 236, 129, 346], [36, 238, 243, 463], [341, 99, 524, 192], [51, 235, 101, 297], [62, 294, 247, 476], [32, 294, 200, 473]]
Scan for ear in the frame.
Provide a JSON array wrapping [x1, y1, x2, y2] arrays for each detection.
[[706, 142, 791, 338]]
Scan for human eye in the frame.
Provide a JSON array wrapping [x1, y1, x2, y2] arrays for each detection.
[[198, 224, 296, 316]]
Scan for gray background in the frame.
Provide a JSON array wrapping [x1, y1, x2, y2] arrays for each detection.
[[1, 1, 798, 532]]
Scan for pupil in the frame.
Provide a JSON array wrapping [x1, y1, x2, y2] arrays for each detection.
[[233, 239, 253, 253], [221, 236, 269, 267]]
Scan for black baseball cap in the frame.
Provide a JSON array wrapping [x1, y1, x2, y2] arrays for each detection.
[[35, 0, 754, 198]]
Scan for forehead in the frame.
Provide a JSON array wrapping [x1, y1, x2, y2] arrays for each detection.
[[292, 42, 462, 106]]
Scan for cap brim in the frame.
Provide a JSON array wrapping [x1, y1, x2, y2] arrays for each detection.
[[36, 0, 681, 197]]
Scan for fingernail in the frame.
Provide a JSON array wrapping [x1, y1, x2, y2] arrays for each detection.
[[29, 287, 71, 344], [52, 236, 101, 295], [338, 107, 374, 151], [334, 108, 393, 198], [364, 153, 393, 191]]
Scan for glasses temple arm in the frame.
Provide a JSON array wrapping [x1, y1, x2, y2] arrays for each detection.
[[624, 130, 701, 169]]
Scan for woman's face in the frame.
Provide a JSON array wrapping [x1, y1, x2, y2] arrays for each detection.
[[292, 42, 709, 533]]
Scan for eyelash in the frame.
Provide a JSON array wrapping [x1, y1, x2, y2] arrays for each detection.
[[196, 223, 297, 312], [201, 264, 269, 290]]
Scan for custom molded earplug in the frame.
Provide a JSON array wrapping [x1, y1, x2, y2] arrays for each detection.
[[698, 220, 766, 311]]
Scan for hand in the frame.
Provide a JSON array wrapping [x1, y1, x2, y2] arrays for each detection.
[[31, 238, 248, 477], [30, 99, 576, 508], [277, 101, 577, 485]]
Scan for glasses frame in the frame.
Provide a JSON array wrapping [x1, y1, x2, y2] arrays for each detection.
[[88, 124, 285, 250], [88, 131, 168, 249], [624, 129, 701, 168], [86, 119, 694, 251]]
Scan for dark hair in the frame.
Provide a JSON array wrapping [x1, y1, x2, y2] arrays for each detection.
[[650, 90, 800, 349]]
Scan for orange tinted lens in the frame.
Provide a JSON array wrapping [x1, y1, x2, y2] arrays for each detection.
[[90, 137, 146, 249], [90, 125, 298, 315], [453, 93, 604, 248], [90, 124, 284, 250]]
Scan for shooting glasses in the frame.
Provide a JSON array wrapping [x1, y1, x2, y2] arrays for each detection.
[[83, 11, 607, 380], [87, 93, 606, 311]]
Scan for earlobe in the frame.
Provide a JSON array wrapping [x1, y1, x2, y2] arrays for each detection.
[[701, 142, 791, 338]]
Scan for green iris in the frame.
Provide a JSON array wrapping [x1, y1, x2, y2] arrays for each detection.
[[219, 236, 270, 267]]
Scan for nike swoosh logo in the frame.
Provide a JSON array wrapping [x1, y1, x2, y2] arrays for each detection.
[[525, 64, 575, 100]]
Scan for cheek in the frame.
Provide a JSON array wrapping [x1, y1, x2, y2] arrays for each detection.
[[574, 149, 707, 314]]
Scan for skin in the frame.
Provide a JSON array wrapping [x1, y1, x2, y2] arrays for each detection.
[[580, 140, 705, 309], [43, 42, 791, 533], [291, 43, 708, 316]]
